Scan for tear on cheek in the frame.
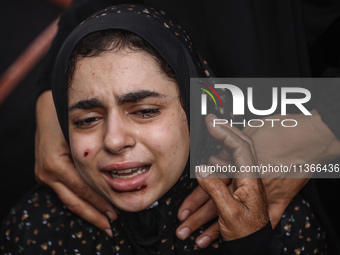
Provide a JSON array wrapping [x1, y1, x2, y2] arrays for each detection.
[[84, 149, 91, 157]]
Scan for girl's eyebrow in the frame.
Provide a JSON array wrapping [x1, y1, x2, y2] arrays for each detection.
[[116, 90, 165, 104], [69, 98, 103, 112], [68, 90, 165, 112]]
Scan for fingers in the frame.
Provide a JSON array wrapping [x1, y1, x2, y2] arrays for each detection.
[[53, 158, 117, 223], [231, 178, 267, 208], [206, 114, 257, 164], [205, 114, 257, 177], [35, 136, 117, 234], [178, 206, 220, 249], [196, 173, 240, 221], [197, 173, 269, 241], [53, 182, 113, 237], [209, 149, 233, 165], [176, 199, 218, 240], [177, 178, 232, 247], [177, 185, 210, 221], [69, 177, 117, 222], [195, 222, 220, 249]]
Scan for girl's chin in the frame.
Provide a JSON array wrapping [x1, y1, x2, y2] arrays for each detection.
[[114, 201, 157, 212], [108, 190, 158, 213]]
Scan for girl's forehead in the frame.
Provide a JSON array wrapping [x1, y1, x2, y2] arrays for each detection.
[[71, 47, 174, 86], [68, 51, 179, 105]]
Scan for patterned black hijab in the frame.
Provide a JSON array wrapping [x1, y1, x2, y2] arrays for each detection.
[[51, 4, 222, 255]]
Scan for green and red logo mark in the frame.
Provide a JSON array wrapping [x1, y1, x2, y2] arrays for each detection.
[[197, 82, 222, 115]]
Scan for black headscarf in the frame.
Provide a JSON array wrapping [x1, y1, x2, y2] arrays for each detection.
[[51, 4, 221, 255], [52, 4, 210, 143]]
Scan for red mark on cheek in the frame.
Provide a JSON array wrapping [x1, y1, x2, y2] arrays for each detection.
[[84, 149, 91, 157]]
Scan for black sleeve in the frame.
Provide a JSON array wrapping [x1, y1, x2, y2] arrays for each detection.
[[221, 222, 282, 255], [304, 1, 340, 140], [36, 0, 142, 97]]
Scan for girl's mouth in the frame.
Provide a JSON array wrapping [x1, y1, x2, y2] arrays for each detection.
[[108, 166, 149, 179], [103, 163, 151, 192]]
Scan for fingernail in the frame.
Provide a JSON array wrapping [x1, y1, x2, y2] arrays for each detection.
[[106, 210, 116, 220], [105, 228, 113, 238], [196, 236, 211, 248], [197, 166, 210, 178], [177, 227, 191, 240], [207, 113, 217, 119], [179, 209, 190, 221]]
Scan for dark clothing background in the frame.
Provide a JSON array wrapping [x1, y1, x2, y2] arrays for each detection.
[[0, 0, 62, 228], [0, 185, 326, 254], [1, 0, 340, 253], [37, 0, 340, 140]]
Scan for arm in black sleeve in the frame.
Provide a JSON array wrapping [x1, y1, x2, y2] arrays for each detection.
[[304, 1, 340, 140], [221, 222, 282, 255]]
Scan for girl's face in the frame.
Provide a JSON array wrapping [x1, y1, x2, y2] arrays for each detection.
[[68, 50, 189, 212]]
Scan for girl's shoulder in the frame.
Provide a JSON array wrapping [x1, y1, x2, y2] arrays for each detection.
[[0, 185, 114, 254]]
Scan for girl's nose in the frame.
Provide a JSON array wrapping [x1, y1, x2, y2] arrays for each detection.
[[103, 114, 136, 154]]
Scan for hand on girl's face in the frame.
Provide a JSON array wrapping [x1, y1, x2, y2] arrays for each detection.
[[177, 114, 269, 243], [198, 114, 269, 241]]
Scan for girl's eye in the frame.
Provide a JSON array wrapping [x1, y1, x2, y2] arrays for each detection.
[[133, 108, 160, 118], [74, 117, 101, 128]]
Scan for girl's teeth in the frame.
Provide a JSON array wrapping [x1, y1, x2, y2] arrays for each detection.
[[111, 168, 137, 174], [109, 167, 147, 179]]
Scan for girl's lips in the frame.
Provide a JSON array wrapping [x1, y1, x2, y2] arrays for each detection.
[[101, 163, 151, 192]]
